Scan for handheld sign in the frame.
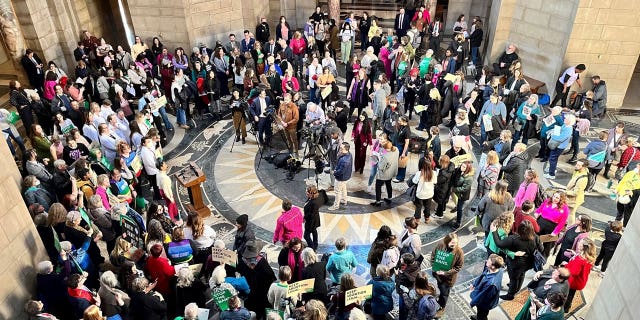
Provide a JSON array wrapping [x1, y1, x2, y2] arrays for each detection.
[[212, 289, 233, 311], [345, 285, 373, 305], [432, 249, 454, 272], [286, 278, 315, 298], [120, 214, 143, 249], [210, 247, 238, 267]]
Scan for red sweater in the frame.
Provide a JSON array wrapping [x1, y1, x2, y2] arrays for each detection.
[[144, 256, 176, 295], [565, 255, 592, 290], [512, 208, 540, 234]]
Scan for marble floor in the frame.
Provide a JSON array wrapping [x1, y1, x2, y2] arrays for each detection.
[[160, 75, 639, 318]]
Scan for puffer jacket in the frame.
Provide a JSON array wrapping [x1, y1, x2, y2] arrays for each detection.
[[371, 277, 394, 315], [433, 163, 455, 203]]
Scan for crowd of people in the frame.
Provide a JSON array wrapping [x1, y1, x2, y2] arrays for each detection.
[[4, 0, 631, 319]]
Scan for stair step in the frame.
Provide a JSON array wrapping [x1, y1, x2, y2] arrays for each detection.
[[0, 73, 18, 80]]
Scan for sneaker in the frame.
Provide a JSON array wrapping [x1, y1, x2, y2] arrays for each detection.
[[599, 271, 605, 277], [328, 205, 340, 211], [434, 214, 444, 219], [370, 201, 382, 207], [544, 173, 556, 180], [383, 198, 392, 204], [592, 265, 601, 271], [392, 178, 403, 183]]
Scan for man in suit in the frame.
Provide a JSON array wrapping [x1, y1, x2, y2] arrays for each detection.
[[73, 42, 89, 63], [240, 30, 255, 54], [224, 34, 241, 55], [395, 8, 410, 38], [20, 49, 44, 93], [255, 17, 271, 44], [249, 89, 272, 146], [264, 37, 281, 58]]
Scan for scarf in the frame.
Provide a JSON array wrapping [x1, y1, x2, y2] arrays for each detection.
[[287, 249, 304, 280]]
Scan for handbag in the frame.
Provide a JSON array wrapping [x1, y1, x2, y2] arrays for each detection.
[[398, 155, 409, 168], [617, 194, 631, 204], [533, 236, 546, 271]]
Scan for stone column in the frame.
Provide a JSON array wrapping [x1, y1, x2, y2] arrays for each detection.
[[328, 0, 340, 23], [0, 133, 48, 318], [586, 201, 640, 319], [427, 0, 437, 22]]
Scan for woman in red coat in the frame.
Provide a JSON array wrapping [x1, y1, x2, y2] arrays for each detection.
[[563, 237, 596, 312], [352, 112, 373, 174], [144, 243, 176, 298]]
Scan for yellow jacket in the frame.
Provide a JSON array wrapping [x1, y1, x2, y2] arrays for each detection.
[[616, 170, 640, 195], [566, 169, 588, 207]]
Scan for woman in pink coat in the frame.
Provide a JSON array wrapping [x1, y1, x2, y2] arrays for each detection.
[[273, 199, 304, 245], [379, 38, 392, 79], [514, 169, 539, 208]]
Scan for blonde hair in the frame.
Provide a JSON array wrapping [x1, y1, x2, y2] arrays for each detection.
[[580, 238, 597, 264], [486, 150, 499, 165], [494, 211, 514, 234], [304, 299, 328, 320], [489, 180, 509, 205]]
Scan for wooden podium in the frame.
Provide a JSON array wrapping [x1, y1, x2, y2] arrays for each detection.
[[175, 162, 211, 218]]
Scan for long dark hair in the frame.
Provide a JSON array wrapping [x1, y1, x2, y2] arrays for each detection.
[[375, 225, 392, 242], [517, 220, 535, 241]]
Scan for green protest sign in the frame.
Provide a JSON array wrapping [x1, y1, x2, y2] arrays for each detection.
[[432, 249, 454, 272]]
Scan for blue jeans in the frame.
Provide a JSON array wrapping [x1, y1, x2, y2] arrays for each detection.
[[548, 148, 564, 176], [480, 124, 488, 145], [3, 128, 26, 157], [456, 197, 466, 224], [309, 86, 319, 104], [158, 106, 174, 130], [176, 106, 186, 125], [396, 144, 406, 181], [368, 163, 378, 186], [471, 46, 480, 65]]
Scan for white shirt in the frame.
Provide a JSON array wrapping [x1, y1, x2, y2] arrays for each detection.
[[183, 225, 216, 249], [558, 66, 580, 86], [140, 145, 159, 175], [307, 64, 322, 88]]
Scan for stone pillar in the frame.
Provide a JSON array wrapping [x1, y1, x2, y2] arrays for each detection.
[[0, 135, 48, 318], [428, 0, 437, 21], [484, 0, 516, 66], [563, 0, 640, 108], [586, 201, 640, 319], [445, 0, 472, 34], [328, 0, 340, 23]]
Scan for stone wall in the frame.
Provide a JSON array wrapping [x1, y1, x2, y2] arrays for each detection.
[[485, 0, 515, 66], [12, 0, 122, 75], [0, 138, 48, 318], [563, 0, 640, 108], [507, 0, 579, 93], [128, 0, 270, 55], [586, 201, 640, 319]]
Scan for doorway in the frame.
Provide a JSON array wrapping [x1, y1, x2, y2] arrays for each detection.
[[621, 56, 640, 110]]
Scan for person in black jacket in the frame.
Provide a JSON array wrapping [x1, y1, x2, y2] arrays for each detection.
[[237, 240, 276, 320], [301, 247, 329, 304], [303, 185, 323, 250], [491, 219, 542, 300], [493, 44, 519, 76], [501, 143, 530, 195], [174, 268, 207, 317], [468, 20, 484, 65], [130, 277, 168, 320], [255, 17, 271, 44], [359, 12, 371, 50], [21, 49, 45, 93], [433, 155, 455, 217], [233, 214, 255, 256]]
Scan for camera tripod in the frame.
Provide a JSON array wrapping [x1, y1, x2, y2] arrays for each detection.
[[300, 126, 330, 187]]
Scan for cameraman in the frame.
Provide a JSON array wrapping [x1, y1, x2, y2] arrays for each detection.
[[249, 89, 272, 146], [278, 93, 300, 157]]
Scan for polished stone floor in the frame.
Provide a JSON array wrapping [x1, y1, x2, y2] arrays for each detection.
[[161, 79, 639, 318]]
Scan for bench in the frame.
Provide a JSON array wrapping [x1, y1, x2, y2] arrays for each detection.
[[524, 75, 546, 94]]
